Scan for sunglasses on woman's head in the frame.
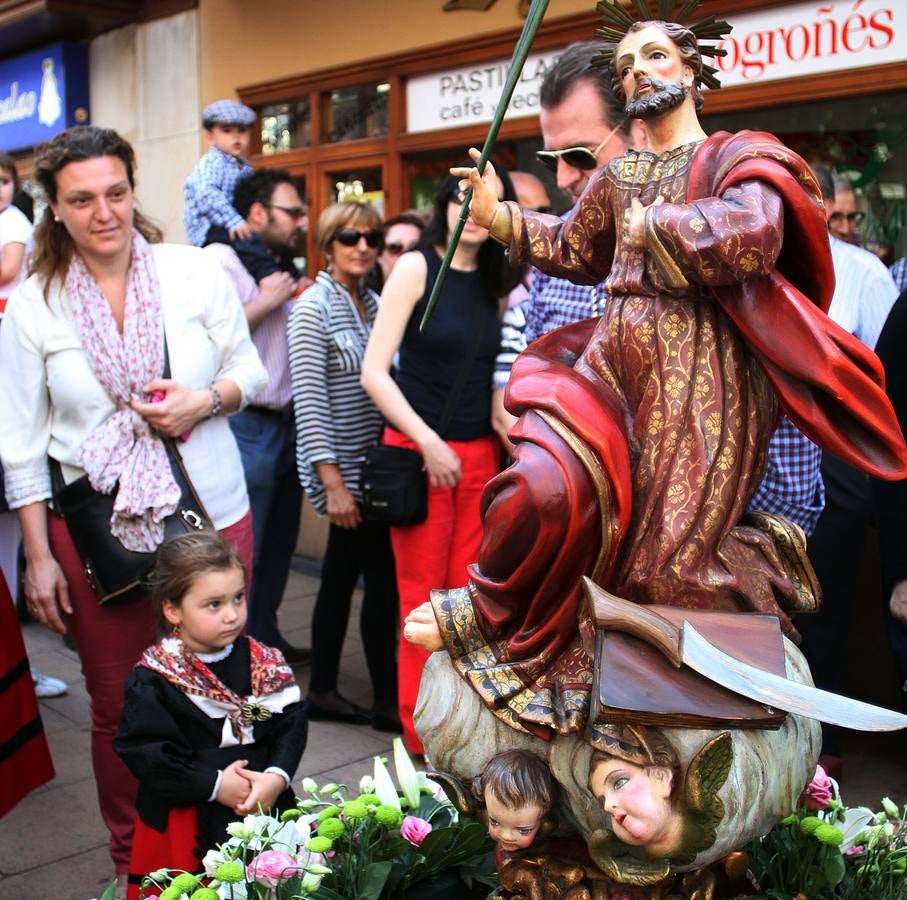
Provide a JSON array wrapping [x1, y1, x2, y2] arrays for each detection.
[[333, 227, 383, 248], [535, 124, 623, 174]]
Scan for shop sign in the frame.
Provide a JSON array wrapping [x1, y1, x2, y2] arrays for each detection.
[[406, 49, 559, 133], [717, 0, 904, 86], [0, 43, 89, 153]]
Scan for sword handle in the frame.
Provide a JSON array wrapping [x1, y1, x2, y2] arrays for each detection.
[[581, 577, 683, 668]]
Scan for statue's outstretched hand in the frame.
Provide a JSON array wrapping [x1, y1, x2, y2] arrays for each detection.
[[451, 147, 500, 230], [404, 600, 444, 652]]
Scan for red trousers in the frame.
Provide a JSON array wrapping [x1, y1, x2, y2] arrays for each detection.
[[382, 428, 500, 753], [50, 510, 253, 873]]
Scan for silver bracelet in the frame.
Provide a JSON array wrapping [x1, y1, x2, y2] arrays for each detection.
[[208, 384, 223, 418]]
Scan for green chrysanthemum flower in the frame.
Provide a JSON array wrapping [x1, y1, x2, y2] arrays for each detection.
[[343, 800, 369, 820], [799, 816, 823, 835], [280, 808, 302, 822], [317, 804, 341, 822], [170, 873, 199, 893], [780, 814, 796, 826], [375, 804, 403, 828], [307, 836, 333, 854], [189, 889, 219, 900], [214, 861, 244, 883], [318, 817, 346, 839], [814, 823, 844, 846], [357, 793, 381, 807], [159, 888, 183, 900]]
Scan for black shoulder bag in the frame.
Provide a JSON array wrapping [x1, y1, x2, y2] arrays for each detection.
[[50, 345, 213, 605], [361, 303, 487, 526]]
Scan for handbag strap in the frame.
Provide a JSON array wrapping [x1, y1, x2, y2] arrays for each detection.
[[49, 336, 213, 529], [435, 295, 488, 440]]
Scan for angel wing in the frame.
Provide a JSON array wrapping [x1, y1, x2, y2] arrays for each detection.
[[587, 827, 671, 886], [427, 771, 483, 820]]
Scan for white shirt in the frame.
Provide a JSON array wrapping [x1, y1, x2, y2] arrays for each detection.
[[828, 236, 898, 349], [0, 243, 268, 529], [0, 205, 33, 299]]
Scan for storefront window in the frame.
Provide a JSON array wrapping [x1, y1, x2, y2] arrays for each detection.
[[703, 91, 907, 261], [323, 82, 389, 143], [260, 100, 311, 154]]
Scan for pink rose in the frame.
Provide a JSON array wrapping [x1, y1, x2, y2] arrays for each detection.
[[247, 849, 301, 887], [400, 815, 432, 847], [801, 765, 834, 811]]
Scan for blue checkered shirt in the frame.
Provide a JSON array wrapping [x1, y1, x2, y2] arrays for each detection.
[[183, 146, 253, 247], [495, 272, 825, 535]]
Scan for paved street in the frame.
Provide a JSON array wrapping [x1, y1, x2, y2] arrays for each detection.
[[1, 557, 905, 900]]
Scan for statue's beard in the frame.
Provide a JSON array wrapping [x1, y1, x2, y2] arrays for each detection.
[[624, 79, 687, 120]]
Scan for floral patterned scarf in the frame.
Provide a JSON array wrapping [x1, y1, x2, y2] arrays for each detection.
[[138, 636, 300, 747], [66, 230, 180, 552]]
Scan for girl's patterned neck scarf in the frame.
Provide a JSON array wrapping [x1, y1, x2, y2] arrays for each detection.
[[66, 231, 179, 552], [138, 636, 300, 747]]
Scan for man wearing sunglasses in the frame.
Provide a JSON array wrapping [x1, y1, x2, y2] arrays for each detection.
[[205, 168, 312, 666], [493, 41, 642, 451], [796, 165, 898, 774]]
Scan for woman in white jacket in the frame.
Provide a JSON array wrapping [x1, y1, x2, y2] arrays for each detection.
[[0, 126, 266, 895]]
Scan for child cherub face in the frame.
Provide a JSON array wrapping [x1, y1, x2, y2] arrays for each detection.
[[484, 788, 544, 853], [589, 757, 678, 853]]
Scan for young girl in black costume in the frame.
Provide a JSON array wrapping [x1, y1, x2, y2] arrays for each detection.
[[115, 531, 308, 898]]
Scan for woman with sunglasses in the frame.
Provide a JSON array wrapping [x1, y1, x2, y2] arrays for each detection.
[[288, 201, 399, 729], [361, 168, 520, 754]]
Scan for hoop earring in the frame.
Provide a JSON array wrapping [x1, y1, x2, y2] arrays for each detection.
[[171, 623, 181, 637]]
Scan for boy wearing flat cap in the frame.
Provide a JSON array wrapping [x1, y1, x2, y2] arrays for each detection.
[[184, 99, 286, 282]]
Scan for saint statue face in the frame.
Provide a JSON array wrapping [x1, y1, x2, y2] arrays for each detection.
[[615, 24, 692, 121], [485, 789, 545, 852], [589, 756, 680, 855]]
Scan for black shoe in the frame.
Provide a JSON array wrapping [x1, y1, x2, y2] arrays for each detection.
[[371, 710, 403, 733], [308, 692, 371, 725], [281, 644, 312, 666]]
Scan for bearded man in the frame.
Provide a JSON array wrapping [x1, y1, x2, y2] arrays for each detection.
[[405, 10, 907, 743]]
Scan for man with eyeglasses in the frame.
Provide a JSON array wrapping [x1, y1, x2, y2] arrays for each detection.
[[205, 167, 313, 665], [492, 41, 643, 450], [795, 165, 899, 776]]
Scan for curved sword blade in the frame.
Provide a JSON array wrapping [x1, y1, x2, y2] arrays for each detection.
[[681, 623, 907, 731]]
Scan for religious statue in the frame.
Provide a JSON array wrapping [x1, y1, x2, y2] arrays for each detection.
[[404, 1, 907, 896]]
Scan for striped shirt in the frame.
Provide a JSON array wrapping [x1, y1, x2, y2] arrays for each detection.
[[288, 272, 383, 515], [206, 243, 294, 408]]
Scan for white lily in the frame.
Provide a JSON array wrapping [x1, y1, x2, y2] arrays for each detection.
[[359, 774, 375, 794], [393, 737, 421, 809], [373, 753, 401, 809], [836, 806, 875, 852]]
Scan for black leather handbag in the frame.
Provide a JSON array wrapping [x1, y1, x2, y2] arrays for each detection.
[[360, 444, 428, 526], [50, 439, 212, 605]]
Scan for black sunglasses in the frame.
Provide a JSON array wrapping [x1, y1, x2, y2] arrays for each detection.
[[535, 124, 622, 174], [384, 241, 418, 255], [333, 227, 382, 248], [265, 202, 306, 220], [828, 211, 865, 225]]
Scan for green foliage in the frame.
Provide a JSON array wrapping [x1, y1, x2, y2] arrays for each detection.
[[747, 791, 907, 900]]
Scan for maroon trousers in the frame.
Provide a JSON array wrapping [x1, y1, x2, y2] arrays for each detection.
[[50, 510, 253, 873]]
